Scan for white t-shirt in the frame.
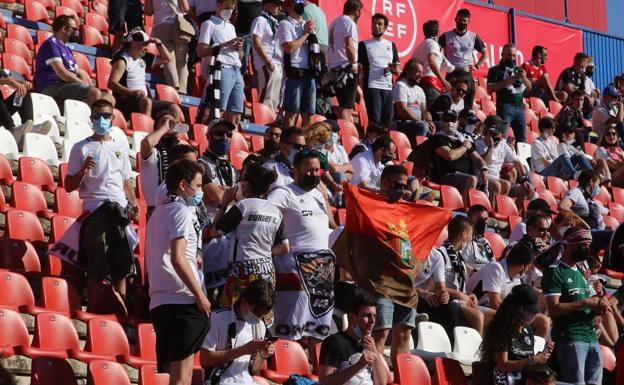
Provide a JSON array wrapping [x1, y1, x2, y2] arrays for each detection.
[[327, 144, 349, 166], [392, 79, 426, 120], [250, 14, 282, 69], [360, 39, 395, 90], [530, 136, 559, 173], [465, 259, 521, 306], [351, 149, 384, 189], [67, 138, 131, 212], [327, 14, 358, 69], [202, 307, 266, 385], [412, 37, 455, 78], [152, 0, 180, 25], [199, 16, 242, 68], [277, 16, 309, 69], [146, 201, 201, 310], [263, 158, 294, 190], [591, 103, 617, 137], [509, 222, 527, 243], [435, 246, 467, 291], [476, 140, 518, 179], [413, 249, 446, 289], [563, 188, 590, 217], [113, 51, 146, 92], [268, 183, 329, 252], [140, 148, 161, 207]]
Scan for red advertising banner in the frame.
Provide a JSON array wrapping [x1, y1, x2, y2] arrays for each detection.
[[515, 15, 584, 85]]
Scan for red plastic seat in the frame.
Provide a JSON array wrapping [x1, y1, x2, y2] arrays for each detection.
[[309, 114, 326, 123], [0, 154, 14, 186], [135, 323, 157, 361], [546, 176, 568, 199], [81, 24, 105, 48], [49, 215, 76, 243], [584, 142, 598, 157], [394, 353, 431, 385], [474, 85, 489, 101], [433, 357, 467, 385], [54, 187, 83, 218], [495, 195, 519, 218], [58, 163, 68, 188], [595, 186, 612, 206], [549, 100, 563, 115], [95, 57, 112, 91], [230, 131, 250, 152], [3, 38, 32, 66], [155, 84, 181, 105], [191, 124, 208, 153], [85, 12, 108, 36], [2, 238, 41, 274], [252, 103, 276, 125], [440, 185, 465, 211], [484, 232, 507, 261], [74, 51, 95, 79], [612, 187, 624, 206], [525, 130, 539, 144], [5, 209, 45, 242], [467, 188, 493, 212], [609, 202, 624, 223], [31, 356, 78, 385], [480, 98, 496, 116], [7, 24, 34, 51], [337, 119, 359, 138], [55, 6, 80, 26], [0, 271, 47, 314], [528, 172, 546, 190], [61, 0, 85, 17], [260, 340, 317, 383], [2, 54, 33, 81], [0, 307, 33, 358], [11, 181, 53, 219], [601, 344, 616, 371], [525, 108, 538, 127], [508, 215, 522, 233], [112, 108, 129, 133], [25, 1, 52, 23], [18, 156, 56, 192], [536, 189, 558, 212], [340, 134, 359, 155], [529, 97, 548, 115], [131, 113, 155, 133], [389, 130, 412, 149], [88, 360, 132, 385], [250, 135, 264, 152], [603, 215, 619, 230], [229, 149, 249, 171], [139, 364, 168, 385], [36, 30, 54, 46]]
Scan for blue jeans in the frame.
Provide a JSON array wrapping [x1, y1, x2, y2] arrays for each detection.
[[498, 103, 527, 143], [373, 296, 417, 331], [283, 76, 316, 114], [238, 33, 252, 75], [539, 154, 591, 179], [556, 341, 602, 385], [219, 66, 244, 113], [364, 88, 393, 123]]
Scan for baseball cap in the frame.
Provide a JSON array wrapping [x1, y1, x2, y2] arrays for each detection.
[[527, 198, 557, 215], [207, 118, 237, 132], [483, 115, 506, 135], [459, 109, 479, 124], [442, 109, 458, 122], [263, 0, 284, 4], [123, 28, 149, 43], [603, 84, 621, 97], [510, 284, 541, 314]]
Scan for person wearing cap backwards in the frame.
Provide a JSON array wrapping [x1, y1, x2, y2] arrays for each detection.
[[476, 115, 534, 208], [109, 28, 184, 120], [591, 84, 624, 137], [542, 227, 606, 385], [250, 0, 284, 111], [457, 109, 484, 141], [487, 43, 531, 143]]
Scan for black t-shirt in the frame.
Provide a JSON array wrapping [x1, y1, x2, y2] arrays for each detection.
[[430, 134, 474, 181], [609, 222, 624, 271], [236, 2, 263, 34], [429, 94, 453, 122], [320, 331, 374, 385], [493, 326, 535, 385], [556, 66, 586, 92]]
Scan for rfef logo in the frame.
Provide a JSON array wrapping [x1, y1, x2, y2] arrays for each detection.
[[371, 0, 417, 58]]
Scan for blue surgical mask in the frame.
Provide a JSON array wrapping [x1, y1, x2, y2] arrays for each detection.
[[185, 187, 204, 206], [331, 132, 338, 144], [92, 117, 112, 135], [353, 325, 365, 339], [286, 148, 297, 164], [591, 185, 600, 197], [209, 139, 230, 156]]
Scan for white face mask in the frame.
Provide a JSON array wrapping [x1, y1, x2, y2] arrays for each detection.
[[444, 122, 458, 135], [464, 124, 475, 134], [220, 8, 234, 21], [242, 311, 262, 324]]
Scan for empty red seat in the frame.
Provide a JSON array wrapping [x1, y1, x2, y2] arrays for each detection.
[[440, 185, 465, 211], [81, 24, 105, 48], [229, 149, 249, 171], [7, 24, 34, 51], [584, 142, 597, 157], [261, 340, 317, 383], [529, 97, 548, 115], [603, 215, 619, 230], [139, 364, 168, 385], [609, 202, 624, 223], [433, 357, 467, 385], [61, 0, 85, 17], [18, 156, 56, 192], [25, 1, 52, 24], [155, 84, 181, 105], [3, 38, 32, 66], [5, 209, 45, 242], [612, 187, 624, 205], [85, 12, 109, 35], [250, 135, 264, 152], [2, 238, 41, 274], [2, 54, 32, 81], [549, 100, 563, 115], [528, 172, 546, 190], [340, 135, 359, 155], [31, 356, 78, 385], [74, 51, 95, 79], [0, 307, 37, 358], [49, 215, 76, 244], [0, 154, 14, 186], [394, 353, 431, 385], [0, 271, 46, 314], [495, 195, 519, 218], [54, 187, 83, 218], [484, 232, 507, 261], [88, 360, 132, 385], [337, 119, 359, 138], [481, 98, 496, 116], [55, 6, 80, 25], [11, 181, 53, 219], [230, 131, 249, 152], [252, 103, 276, 125], [389, 130, 412, 149], [134, 323, 157, 362], [595, 186, 612, 206], [467, 188, 493, 212], [131, 113, 155, 133], [95, 57, 112, 91], [546, 176, 568, 199]]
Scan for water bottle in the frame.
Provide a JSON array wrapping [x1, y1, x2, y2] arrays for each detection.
[[172, 123, 190, 134], [335, 190, 343, 208], [13, 93, 23, 108], [88, 151, 101, 178]]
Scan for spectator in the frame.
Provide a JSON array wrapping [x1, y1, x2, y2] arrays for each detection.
[[319, 289, 387, 385], [302, 0, 328, 50], [530, 117, 591, 179], [0, 69, 51, 144], [197, 0, 245, 127], [479, 284, 554, 385], [359, 13, 399, 124], [591, 84, 624, 137], [268, 149, 337, 360], [413, 19, 454, 107], [557, 119, 610, 179], [235, 0, 262, 77], [305, 122, 343, 200], [348, 122, 388, 159], [439, 8, 488, 114], [476, 115, 533, 207], [250, 0, 284, 111], [595, 125, 624, 187], [508, 214, 554, 289], [327, 0, 362, 122], [108, 0, 144, 52], [556, 52, 588, 100], [35, 16, 115, 107], [263, 126, 305, 189], [463, 204, 494, 274], [509, 199, 556, 243], [147, 159, 211, 383], [190, 0, 216, 23], [487, 43, 531, 143], [521, 364, 557, 385], [278, 0, 316, 128], [555, 89, 586, 139], [145, 0, 191, 93], [457, 109, 483, 141], [392, 59, 434, 147], [542, 228, 605, 385], [200, 279, 276, 384], [324, 125, 353, 183], [429, 77, 469, 123], [371, 165, 427, 367], [64, 99, 138, 300], [351, 135, 396, 193], [256, 124, 282, 163], [584, 56, 600, 105], [430, 109, 489, 206], [109, 29, 183, 120], [522, 45, 566, 103]]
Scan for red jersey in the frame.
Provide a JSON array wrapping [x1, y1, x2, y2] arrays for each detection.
[[522, 60, 548, 80]]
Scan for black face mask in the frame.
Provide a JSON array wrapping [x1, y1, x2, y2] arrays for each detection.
[[69, 31, 81, 43], [294, 3, 305, 15], [474, 218, 486, 236], [387, 188, 406, 203], [381, 155, 394, 164], [299, 175, 320, 191], [501, 58, 515, 68], [571, 245, 589, 262], [264, 140, 279, 154], [372, 31, 384, 38], [456, 22, 468, 31], [493, 138, 501, 145], [586, 67, 594, 77]]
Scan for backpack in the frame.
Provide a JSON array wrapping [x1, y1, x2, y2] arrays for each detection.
[[407, 137, 434, 179]]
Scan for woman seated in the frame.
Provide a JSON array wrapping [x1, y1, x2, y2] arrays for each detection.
[[595, 124, 624, 187]]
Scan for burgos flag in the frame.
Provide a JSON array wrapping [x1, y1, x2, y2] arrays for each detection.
[[334, 184, 451, 308]]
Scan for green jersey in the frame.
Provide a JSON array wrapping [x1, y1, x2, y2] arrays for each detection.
[[486, 63, 526, 106], [541, 260, 596, 342]]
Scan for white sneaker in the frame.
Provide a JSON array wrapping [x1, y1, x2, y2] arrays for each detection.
[[32, 121, 52, 136], [12, 119, 34, 147]]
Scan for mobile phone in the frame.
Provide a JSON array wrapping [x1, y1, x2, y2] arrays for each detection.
[[265, 336, 278, 342]]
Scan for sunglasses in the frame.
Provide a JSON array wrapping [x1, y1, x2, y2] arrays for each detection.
[[298, 147, 319, 156], [65, 26, 77, 33], [287, 142, 305, 150], [455, 88, 468, 94], [211, 130, 233, 138], [91, 112, 113, 120], [533, 227, 549, 233], [606, 132, 618, 136], [392, 182, 409, 190]]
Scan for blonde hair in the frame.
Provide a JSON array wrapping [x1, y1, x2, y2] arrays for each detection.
[[304, 122, 332, 146]]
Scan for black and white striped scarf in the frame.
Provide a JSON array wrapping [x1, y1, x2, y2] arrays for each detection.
[[197, 45, 223, 124]]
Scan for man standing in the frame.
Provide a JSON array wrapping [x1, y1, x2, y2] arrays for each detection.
[[522, 45, 566, 103], [358, 13, 399, 124], [277, 0, 316, 128], [487, 43, 531, 143], [263, 126, 306, 189], [268, 149, 337, 362], [439, 8, 488, 114], [302, 0, 328, 50], [65, 99, 138, 300], [327, 0, 362, 122], [542, 228, 605, 385], [250, 0, 284, 111]]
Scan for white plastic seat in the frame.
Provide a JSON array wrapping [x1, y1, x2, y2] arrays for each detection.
[[533, 335, 546, 354], [131, 131, 148, 156], [452, 326, 482, 358], [0, 128, 20, 160], [64, 119, 93, 141], [61, 137, 78, 163], [110, 126, 130, 152], [63, 99, 91, 123], [31, 93, 61, 118], [413, 321, 452, 360], [22, 133, 59, 166]]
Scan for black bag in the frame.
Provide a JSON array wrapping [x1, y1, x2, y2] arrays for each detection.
[[407, 138, 434, 179]]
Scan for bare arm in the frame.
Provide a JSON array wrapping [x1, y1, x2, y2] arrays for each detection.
[[50, 61, 86, 84], [140, 115, 175, 160], [494, 351, 550, 373], [486, 292, 502, 310], [558, 198, 573, 211], [108, 60, 134, 95], [345, 37, 356, 65], [170, 237, 209, 305], [281, 32, 310, 54], [64, 160, 92, 192], [252, 34, 272, 66], [203, 183, 227, 206], [123, 178, 138, 207], [545, 294, 595, 318], [435, 145, 469, 162], [394, 101, 421, 121], [178, 0, 190, 14], [475, 48, 488, 70], [153, 39, 172, 64], [271, 243, 290, 256]]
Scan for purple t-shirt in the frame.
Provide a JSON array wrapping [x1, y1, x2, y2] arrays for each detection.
[[35, 36, 78, 91]]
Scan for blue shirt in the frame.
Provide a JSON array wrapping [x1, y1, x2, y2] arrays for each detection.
[[35, 37, 77, 91]]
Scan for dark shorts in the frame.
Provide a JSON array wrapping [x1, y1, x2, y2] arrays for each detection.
[[115, 93, 174, 119], [108, 0, 143, 33], [42, 82, 91, 102], [150, 303, 210, 373], [334, 70, 358, 109]]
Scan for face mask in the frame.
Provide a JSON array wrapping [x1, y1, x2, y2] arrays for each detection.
[[286, 148, 297, 164], [92, 117, 112, 135], [571, 245, 589, 262], [501, 58, 515, 68], [455, 22, 467, 31], [443, 122, 458, 135], [474, 218, 486, 236], [563, 136, 575, 145], [387, 188, 405, 203], [381, 155, 394, 164], [314, 143, 326, 152], [209, 139, 230, 156], [331, 132, 338, 144], [69, 31, 81, 43], [372, 31, 384, 38], [242, 311, 262, 324], [264, 140, 279, 154], [492, 137, 501, 146], [521, 311, 536, 325], [294, 2, 305, 15], [219, 8, 234, 21], [586, 66, 594, 77], [184, 186, 204, 206], [464, 124, 475, 134], [353, 325, 365, 339], [590, 185, 601, 197], [300, 175, 320, 191]]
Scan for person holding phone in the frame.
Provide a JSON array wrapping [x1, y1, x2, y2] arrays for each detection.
[[319, 289, 387, 385]]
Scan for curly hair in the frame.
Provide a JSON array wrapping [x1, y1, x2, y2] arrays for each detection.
[[304, 122, 332, 146]]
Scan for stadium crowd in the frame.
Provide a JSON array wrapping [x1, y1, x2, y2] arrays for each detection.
[[3, 1, 624, 385]]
